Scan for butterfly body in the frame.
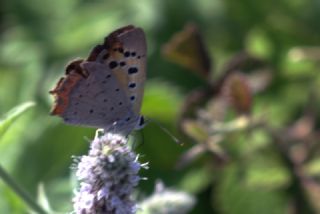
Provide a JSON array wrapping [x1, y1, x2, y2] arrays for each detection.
[[50, 25, 147, 135]]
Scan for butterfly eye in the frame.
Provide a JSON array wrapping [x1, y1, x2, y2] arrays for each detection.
[[139, 116, 145, 127]]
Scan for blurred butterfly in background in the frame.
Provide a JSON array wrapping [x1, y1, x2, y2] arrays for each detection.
[[50, 25, 147, 135], [162, 23, 212, 81], [162, 23, 268, 118]]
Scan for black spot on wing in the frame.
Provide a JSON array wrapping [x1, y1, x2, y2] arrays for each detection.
[[128, 67, 138, 74], [109, 61, 118, 69], [124, 51, 130, 57], [129, 83, 136, 88]]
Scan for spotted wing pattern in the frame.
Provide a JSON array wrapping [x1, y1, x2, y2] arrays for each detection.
[[88, 25, 147, 115], [50, 26, 147, 134]]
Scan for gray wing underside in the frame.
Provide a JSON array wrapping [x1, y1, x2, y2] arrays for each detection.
[[96, 28, 147, 115], [117, 28, 147, 115], [61, 62, 136, 130]]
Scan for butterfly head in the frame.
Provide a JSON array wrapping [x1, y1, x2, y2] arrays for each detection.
[[105, 115, 146, 136]]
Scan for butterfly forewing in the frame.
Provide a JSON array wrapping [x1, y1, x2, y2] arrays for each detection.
[[92, 27, 147, 115]]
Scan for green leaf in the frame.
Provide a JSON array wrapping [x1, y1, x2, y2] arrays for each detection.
[[216, 165, 287, 214], [0, 102, 35, 139], [36, 183, 53, 213]]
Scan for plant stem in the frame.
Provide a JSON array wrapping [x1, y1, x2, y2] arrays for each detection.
[[0, 164, 47, 214]]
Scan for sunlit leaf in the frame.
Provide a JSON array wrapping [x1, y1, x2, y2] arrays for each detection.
[[0, 102, 35, 140], [36, 183, 52, 213]]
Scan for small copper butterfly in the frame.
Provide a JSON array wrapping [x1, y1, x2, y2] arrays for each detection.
[[50, 25, 147, 135]]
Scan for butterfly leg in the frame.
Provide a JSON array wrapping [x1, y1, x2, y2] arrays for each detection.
[[94, 128, 105, 139]]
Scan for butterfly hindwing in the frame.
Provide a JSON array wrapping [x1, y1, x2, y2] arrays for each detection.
[[62, 62, 135, 130]]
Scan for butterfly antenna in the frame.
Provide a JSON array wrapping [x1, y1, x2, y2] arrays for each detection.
[[145, 117, 183, 146], [140, 128, 145, 148]]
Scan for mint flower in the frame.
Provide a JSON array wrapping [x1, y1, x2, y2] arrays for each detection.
[[72, 132, 148, 214], [138, 181, 196, 214]]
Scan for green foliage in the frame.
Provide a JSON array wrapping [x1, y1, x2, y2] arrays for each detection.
[[0, 102, 34, 139], [216, 165, 287, 214], [0, 0, 320, 213]]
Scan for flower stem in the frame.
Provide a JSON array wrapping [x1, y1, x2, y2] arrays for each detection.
[[0, 164, 47, 214]]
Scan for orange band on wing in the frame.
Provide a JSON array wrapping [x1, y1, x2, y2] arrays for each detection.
[[49, 71, 83, 115]]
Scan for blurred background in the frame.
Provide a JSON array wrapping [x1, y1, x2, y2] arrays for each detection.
[[1, 0, 320, 213]]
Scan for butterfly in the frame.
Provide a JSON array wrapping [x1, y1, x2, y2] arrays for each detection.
[[162, 23, 211, 80], [49, 25, 147, 135]]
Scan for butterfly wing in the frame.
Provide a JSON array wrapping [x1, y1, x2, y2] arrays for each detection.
[[88, 25, 147, 115], [50, 61, 135, 130], [50, 26, 147, 133]]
